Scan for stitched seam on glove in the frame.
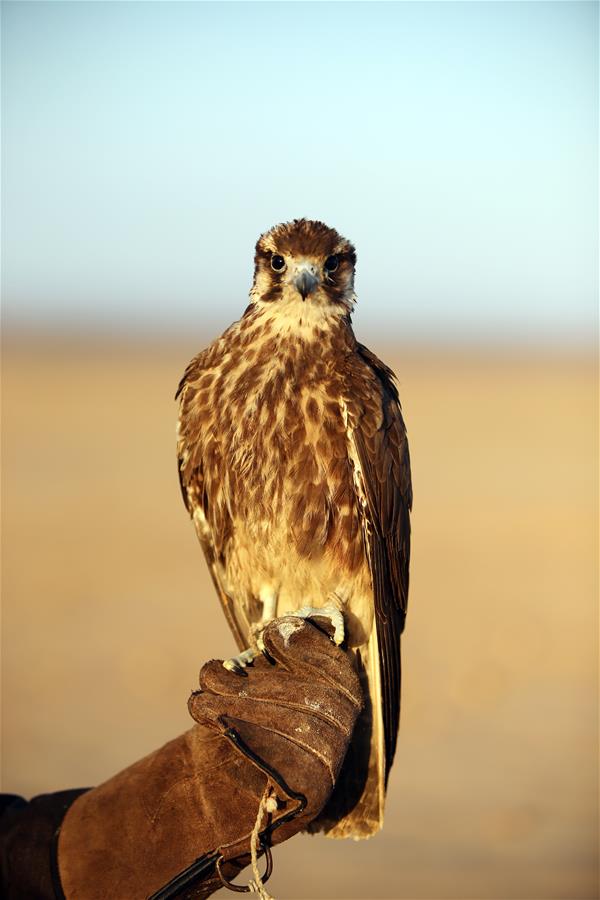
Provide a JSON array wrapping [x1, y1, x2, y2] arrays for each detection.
[[203, 689, 353, 733], [258, 635, 363, 709], [273, 661, 363, 709], [238, 726, 337, 784]]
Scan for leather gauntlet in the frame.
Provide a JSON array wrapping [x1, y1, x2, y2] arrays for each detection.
[[57, 617, 362, 899]]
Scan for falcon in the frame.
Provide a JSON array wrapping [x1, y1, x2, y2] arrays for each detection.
[[176, 219, 412, 839]]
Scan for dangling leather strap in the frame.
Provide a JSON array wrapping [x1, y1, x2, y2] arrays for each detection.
[[148, 849, 221, 900], [148, 729, 306, 900]]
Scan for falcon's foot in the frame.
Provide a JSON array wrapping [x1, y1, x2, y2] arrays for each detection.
[[250, 621, 268, 654], [223, 647, 259, 675], [293, 603, 345, 646]]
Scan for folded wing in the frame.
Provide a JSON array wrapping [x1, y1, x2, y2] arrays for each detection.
[[346, 344, 412, 779]]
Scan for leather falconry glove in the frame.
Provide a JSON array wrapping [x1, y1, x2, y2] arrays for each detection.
[[56, 616, 363, 900]]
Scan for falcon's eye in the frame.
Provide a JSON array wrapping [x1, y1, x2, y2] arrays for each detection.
[[271, 255, 286, 272], [324, 255, 339, 273]]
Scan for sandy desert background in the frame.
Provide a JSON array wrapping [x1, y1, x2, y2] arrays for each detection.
[[1, 335, 597, 899], [3, 1, 596, 896]]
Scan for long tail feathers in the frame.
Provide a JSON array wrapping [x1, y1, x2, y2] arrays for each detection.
[[307, 626, 386, 839]]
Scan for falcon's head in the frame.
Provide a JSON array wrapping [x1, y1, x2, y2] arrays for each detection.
[[250, 219, 357, 319]]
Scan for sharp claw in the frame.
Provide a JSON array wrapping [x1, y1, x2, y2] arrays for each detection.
[[223, 659, 246, 675], [260, 644, 276, 665], [223, 647, 258, 675]]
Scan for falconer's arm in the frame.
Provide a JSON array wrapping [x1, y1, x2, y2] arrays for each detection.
[[0, 618, 362, 900]]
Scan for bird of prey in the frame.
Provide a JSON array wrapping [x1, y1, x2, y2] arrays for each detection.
[[176, 219, 412, 839]]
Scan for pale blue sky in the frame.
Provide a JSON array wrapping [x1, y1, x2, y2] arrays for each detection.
[[2, 1, 598, 342]]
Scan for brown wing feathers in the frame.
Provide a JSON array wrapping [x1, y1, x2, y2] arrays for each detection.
[[176, 356, 247, 651], [352, 345, 412, 781]]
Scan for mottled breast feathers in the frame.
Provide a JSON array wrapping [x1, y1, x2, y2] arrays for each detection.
[[176, 313, 412, 781]]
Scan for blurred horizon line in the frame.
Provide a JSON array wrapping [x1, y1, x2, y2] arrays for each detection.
[[2, 322, 597, 362]]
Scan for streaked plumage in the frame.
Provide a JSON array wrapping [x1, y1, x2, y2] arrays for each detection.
[[176, 219, 412, 838]]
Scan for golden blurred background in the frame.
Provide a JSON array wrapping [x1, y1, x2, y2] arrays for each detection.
[[1, 335, 597, 899]]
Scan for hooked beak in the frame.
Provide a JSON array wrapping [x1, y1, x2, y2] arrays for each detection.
[[294, 269, 319, 300]]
